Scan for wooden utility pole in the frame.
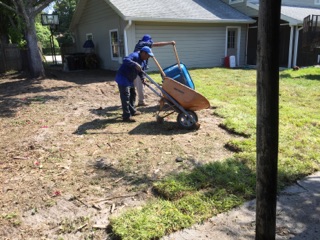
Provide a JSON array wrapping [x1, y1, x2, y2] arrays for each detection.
[[256, 0, 282, 239]]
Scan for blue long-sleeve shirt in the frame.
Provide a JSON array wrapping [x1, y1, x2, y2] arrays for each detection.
[[134, 40, 153, 52], [134, 40, 153, 70], [115, 52, 146, 87]]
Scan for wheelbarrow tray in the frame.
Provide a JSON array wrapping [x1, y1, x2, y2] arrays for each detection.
[[162, 77, 210, 111]]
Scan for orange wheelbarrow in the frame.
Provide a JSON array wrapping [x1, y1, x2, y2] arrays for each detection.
[[143, 43, 210, 130]]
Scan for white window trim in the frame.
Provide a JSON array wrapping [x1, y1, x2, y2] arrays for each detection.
[[315, 0, 320, 5], [86, 33, 93, 40], [109, 29, 119, 61], [225, 26, 241, 66], [229, 0, 244, 4]]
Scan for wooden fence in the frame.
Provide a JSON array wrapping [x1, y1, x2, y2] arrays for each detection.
[[0, 44, 27, 73]]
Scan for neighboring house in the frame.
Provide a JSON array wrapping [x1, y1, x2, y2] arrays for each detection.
[[69, 0, 254, 71], [222, 0, 320, 67]]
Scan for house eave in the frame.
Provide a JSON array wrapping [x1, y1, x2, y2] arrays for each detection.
[[247, 1, 302, 26], [283, 17, 302, 26], [123, 17, 255, 24]]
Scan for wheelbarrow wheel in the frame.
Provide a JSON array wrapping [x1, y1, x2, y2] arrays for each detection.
[[177, 111, 199, 130]]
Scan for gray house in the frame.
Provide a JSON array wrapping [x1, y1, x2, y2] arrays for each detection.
[[69, 0, 320, 70], [222, 0, 320, 67], [69, 0, 254, 71]]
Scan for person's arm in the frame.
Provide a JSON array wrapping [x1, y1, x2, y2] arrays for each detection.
[[122, 58, 138, 70], [123, 53, 141, 69], [152, 41, 175, 47]]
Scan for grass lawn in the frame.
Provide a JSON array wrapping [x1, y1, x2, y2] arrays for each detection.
[[109, 66, 320, 240]]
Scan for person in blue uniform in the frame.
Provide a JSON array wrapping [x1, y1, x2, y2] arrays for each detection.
[[134, 35, 175, 106], [115, 46, 154, 122]]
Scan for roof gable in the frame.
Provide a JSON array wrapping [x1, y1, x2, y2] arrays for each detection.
[[107, 0, 253, 22], [71, 0, 254, 28]]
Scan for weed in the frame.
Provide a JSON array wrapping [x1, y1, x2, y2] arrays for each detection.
[[57, 216, 90, 234], [1, 212, 21, 226]]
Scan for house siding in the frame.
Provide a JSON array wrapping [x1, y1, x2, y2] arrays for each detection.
[[133, 23, 248, 71], [75, 0, 126, 70]]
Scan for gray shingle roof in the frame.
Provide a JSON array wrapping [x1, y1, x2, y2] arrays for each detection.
[[107, 0, 254, 23], [248, 1, 320, 24], [281, 5, 320, 23]]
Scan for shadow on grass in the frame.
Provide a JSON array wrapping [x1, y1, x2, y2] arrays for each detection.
[[74, 106, 123, 134], [107, 158, 256, 240], [153, 158, 256, 200], [0, 67, 117, 117], [0, 95, 64, 118], [82, 104, 196, 135], [128, 121, 194, 135], [0, 67, 117, 118], [73, 118, 122, 135], [0, 72, 72, 118], [280, 73, 320, 81], [88, 158, 157, 192], [45, 66, 117, 85], [89, 105, 122, 118]]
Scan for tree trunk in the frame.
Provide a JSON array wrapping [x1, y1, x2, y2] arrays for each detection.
[[25, 16, 45, 78], [255, 0, 282, 239], [0, 0, 55, 77]]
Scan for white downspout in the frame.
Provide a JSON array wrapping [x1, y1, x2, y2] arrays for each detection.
[[245, 25, 249, 65], [288, 26, 294, 68], [293, 26, 303, 67], [237, 27, 241, 66], [124, 20, 132, 57]]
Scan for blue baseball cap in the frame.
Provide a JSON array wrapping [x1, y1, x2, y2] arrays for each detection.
[[142, 34, 152, 42], [141, 46, 154, 57]]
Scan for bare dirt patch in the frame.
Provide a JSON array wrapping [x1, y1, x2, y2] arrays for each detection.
[[0, 67, 239, 239]]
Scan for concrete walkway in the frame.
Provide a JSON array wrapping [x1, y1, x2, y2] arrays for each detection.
[[162, 172, 320, 240]]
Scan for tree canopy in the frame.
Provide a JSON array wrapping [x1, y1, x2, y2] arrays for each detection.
[[52, 0, 77, 46], [0, 0, 24, 46], [0, 0, 58, 77]]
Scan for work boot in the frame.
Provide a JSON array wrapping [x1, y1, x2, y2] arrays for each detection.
[[123, 117, 136, 122], [133, 111, 142, 116], [138, 102, 148, 107]]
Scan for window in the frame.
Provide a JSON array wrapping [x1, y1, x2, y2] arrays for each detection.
[[315, 0, 320, 5], [109, 29, 119, 60], [228, 30, 235, 48], [86, 33, 93, 40], [229, 0, 243, 4]]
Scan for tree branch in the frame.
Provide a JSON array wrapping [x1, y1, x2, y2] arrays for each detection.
[[16, 0, 30, 23], [0, 1, 18, 14], [33, 0, 56, 15], [1, 0, 56, 17]]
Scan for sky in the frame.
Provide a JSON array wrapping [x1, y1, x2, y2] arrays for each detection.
[[44, 2, 55, 13]]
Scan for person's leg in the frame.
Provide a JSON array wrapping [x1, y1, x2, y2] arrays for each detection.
[[129, 86, 137, 115], [134, 75, 145, 104], [118, 85, 131, 120]]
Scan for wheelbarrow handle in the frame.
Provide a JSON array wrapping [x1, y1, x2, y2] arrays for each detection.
[[172, 44, 182, 71], [150, 42, 182, 77], [152, 56, 166, 78]]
